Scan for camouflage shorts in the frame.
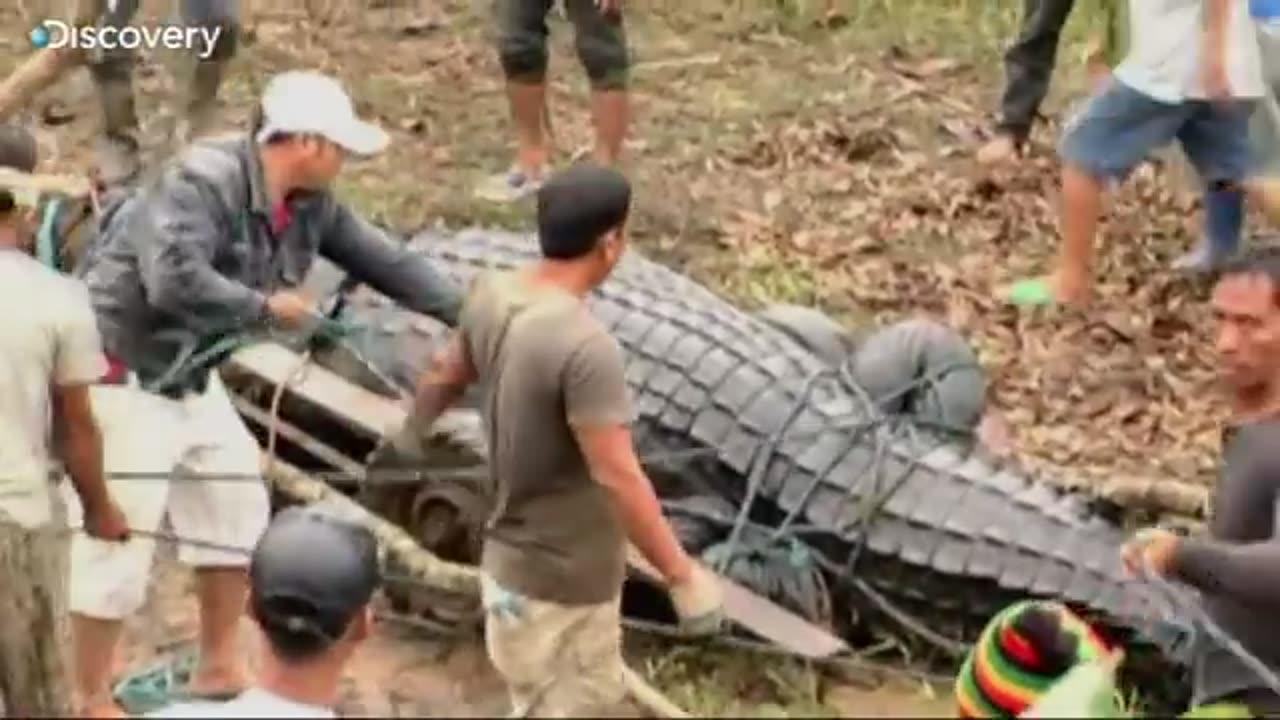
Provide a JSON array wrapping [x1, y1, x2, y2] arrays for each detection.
[[481, 574, 632, 718], [0, 515, 72, 717]]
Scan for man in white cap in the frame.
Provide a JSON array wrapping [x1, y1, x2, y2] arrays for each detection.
[[71, 70, 462, 717]]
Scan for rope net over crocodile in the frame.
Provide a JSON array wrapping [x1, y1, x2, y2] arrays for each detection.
[[296, 227, 1201, 708]]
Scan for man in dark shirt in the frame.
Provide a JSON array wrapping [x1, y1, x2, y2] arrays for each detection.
[[1122, 246, 1280, 715], [380, 163, 723, 716], [68, 70, 462, 717]]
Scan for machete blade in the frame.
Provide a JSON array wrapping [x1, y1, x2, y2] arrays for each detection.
[[625, 546, 849, 659]]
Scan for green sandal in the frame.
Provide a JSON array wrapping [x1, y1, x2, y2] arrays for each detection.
[[1003, 277, 1058, 307], [112, 649, 199, 715]]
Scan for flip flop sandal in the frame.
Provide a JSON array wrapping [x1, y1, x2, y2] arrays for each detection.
[[474, 167, 546, 203], [1002, 277, 1058, 307], [112, 648, 199, 715]]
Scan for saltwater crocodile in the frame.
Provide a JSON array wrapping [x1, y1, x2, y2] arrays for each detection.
[[288, 226, 1205, 708]]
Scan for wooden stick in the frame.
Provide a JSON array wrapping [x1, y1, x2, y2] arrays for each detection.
[[263, 455, 481, 596]]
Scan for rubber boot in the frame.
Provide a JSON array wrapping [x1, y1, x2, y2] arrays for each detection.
[[1171, 184, 1244, 273]]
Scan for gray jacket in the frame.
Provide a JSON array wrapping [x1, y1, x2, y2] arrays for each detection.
[[80, 133, 462, 395]]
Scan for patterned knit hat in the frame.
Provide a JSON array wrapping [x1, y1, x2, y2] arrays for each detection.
[[955, 600, 1109, 718]]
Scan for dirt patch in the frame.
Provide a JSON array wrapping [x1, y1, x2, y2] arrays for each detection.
[[123, 549, 941, 717], [121, 549, 511, 717]]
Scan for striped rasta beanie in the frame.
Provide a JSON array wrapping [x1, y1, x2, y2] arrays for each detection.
[[955, 600, 1109, 718]]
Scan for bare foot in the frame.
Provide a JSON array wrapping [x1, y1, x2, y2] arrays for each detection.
[[976, 411, 1013, 457], [187, 666, 248, 698], [1049, 271, 1091, 305], [977, 134, 1020, 165]]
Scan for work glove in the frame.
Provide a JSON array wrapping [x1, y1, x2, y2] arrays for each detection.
[[668, 561, 725, 637], [366, 419, 432, 469]]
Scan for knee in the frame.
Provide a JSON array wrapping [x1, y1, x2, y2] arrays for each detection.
[[174, 480, 269, 566], [575, 27, 629, 91], [497, 29, 548, 84]]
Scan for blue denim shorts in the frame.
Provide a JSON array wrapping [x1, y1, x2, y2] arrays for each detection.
[[1059, 77, 1255, 184]]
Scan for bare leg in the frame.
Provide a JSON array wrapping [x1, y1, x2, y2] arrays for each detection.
[[478, 0, 553, 202], [187, 567, 249, 694], [507, 81, 549, 176], [589, 89, 627, 165], [71, 614, 125, 718], [1051, 163, 1104, 303], [1248, 177, 1280, 226]]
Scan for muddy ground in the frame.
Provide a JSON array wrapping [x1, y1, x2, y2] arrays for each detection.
[[120, 547, 953, 716], [3, 0, 1230, 714]]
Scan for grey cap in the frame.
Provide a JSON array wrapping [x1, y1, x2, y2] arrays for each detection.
[[248, 506, 381, 643]]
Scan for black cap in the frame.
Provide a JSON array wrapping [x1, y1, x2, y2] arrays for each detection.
[[535, 161, 631, 260], [249, 506, 381, 645]]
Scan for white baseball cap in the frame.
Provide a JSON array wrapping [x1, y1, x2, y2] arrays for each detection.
[[255, 70, 389, 156]]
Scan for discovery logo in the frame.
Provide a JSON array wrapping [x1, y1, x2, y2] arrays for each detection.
[[29, 20, 222, 60]]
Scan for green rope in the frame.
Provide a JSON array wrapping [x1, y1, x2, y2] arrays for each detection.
[[111, 648, 198, 715], [36, 196, 62, 269], [142, 316, 369, 396]]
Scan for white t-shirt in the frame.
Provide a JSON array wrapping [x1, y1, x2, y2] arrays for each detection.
[[146, 688, 336, 718], [0, 250, 106, 528], [1115, 0, 1265, 102]]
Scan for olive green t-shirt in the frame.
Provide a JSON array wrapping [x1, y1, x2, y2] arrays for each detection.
[[460, 270, 631, 605]]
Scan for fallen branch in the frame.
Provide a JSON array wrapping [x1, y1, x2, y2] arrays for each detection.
[[633, 53, 723, 73], [0, 167, 91, 198], [888, 71, 977, 117], [264, 454, 481, 595], [263, 457, 688, 719], [1096, 476, 1209, 520]]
